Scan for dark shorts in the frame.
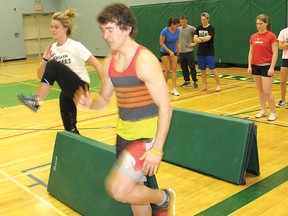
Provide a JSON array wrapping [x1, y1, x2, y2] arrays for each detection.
[[281, 59, 288, 67], [160, 52, 177, 57], [198, 56, 215, 70], [251, 64, 272, 77]]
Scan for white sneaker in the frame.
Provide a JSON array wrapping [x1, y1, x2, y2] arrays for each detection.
[[171, 89, 180, 96], [276, 100, 285, 108], [255, 111, 267, 118], [268, 113, 277, 121]]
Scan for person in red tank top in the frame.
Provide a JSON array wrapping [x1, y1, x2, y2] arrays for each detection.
[[74, 3, 176, 216]]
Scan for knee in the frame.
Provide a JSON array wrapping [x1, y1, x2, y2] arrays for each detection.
[[45, 60, 61, 71], [280, 79, 287, 86], [171, 66, 177, 72], [164, 68, 171, 73], [264, 90, 272, 98], [106, 183, 128, 203]]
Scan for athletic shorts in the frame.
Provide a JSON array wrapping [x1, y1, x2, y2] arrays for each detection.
[[198, 56, 215, 70], [282, 59, 288, 67], [251, 64, 271, 77], [160, 52, 177, 57], [115, 138, 154, 182]]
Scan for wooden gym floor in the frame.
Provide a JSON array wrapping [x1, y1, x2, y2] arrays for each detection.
[[0, 59, 287, 215]]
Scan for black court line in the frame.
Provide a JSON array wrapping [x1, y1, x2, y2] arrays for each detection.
[[21, 163, 51, 188]]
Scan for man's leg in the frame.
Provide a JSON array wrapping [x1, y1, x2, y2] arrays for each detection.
[[187, 51, 198, 88], [207, 56, 221, 91], [105, 161, 162, 215], [179, 53, 191, 87], [107, 139, 175, 215]]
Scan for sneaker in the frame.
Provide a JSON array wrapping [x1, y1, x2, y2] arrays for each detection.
[[193, 81, 198, 88], [180, 81, 190, 87], [276, 100, 285, 108], [171, 89, 180, 96], [268, 113, 277, 121], [18, 93, 42, 112], [255, 111, 268, 118], [153, 189, 176, 216]]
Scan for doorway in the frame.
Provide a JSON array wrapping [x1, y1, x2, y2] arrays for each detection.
[[23, 13, 54, 59]]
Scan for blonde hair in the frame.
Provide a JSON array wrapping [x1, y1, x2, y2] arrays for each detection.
[[256, 14, 272, 31], [52, 9, 77, 36]]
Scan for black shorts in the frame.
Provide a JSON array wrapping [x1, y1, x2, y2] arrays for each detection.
[[251, 64, 272, 77], [160, 51, 177, 57], [282, 59, 288, 67]]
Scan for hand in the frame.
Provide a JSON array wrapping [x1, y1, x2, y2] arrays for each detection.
[[169, 51, 175, 56], [73, 84, 92, 110], [247, 67, 252, 74], [187, 42, 196, 48], [140, 149, 162, 176], [43, 44, 53, 60], [268, 68, 274, 76]]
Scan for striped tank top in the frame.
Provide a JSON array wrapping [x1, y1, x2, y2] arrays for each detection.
[[109, 45, 158, 140]]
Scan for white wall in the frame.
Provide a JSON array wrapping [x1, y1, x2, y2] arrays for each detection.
[[0, 0, 190, 60]]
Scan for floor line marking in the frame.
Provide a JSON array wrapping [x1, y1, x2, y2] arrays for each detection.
[[0, 169, 67, 216], [195, 166, 288, 216]]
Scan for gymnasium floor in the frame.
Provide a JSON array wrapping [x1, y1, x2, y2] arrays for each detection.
[[0, 59, 288, 215]]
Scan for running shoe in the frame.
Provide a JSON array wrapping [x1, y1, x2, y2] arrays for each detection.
[[153, 189, 176, 216], [276, 100, 285, 108], [180, 81, 190, 87], [268, 113, 277, 121], [171, 89, 180, 96], [255, 111, 268, 118], [18, 93, 42, 112]]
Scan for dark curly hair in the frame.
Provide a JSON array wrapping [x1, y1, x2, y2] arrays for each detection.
[[97, 3, 137, 39]]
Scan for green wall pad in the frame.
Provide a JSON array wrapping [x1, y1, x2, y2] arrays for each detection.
[[47, 131, 131, 215], [163, 108, 259, 185]]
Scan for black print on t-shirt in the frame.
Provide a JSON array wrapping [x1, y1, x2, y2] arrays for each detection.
[[53, 54, 72, 65]]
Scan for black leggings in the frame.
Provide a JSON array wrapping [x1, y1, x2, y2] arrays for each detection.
[[41, 60, 88, 133]]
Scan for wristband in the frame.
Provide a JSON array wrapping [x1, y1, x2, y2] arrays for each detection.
[[150, 147, 164, 156], [42, 57, 49, 62]]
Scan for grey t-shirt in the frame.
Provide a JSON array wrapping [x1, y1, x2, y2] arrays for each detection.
[[179, 24, 196, 53]]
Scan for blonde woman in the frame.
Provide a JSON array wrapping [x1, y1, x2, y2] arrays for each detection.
[[248, 14, 278, 121], [18, 9, 103, 134]]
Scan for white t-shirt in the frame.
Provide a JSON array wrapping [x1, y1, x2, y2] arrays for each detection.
[[278, 27, 288, 59], [51, 38, 92, 84]]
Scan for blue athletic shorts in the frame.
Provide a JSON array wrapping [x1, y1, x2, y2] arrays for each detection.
[[198, 56, 215, 70]]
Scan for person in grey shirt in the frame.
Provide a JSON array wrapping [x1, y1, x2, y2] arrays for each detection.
[[178, 16, 198, 88]]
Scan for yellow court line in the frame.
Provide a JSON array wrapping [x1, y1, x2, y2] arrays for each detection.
[[0, 169, 67, 216], [18, 81, 61, 92]]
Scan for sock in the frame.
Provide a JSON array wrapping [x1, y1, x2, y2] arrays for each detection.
[[157, 190, 168, 207]]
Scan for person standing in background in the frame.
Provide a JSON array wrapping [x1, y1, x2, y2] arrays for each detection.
[[194, 12, 221, 92], [248, 14, 278, 121], [160, 17, 181, 96], [276, 26, 288, 108], [178, 16, 198, 88]]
